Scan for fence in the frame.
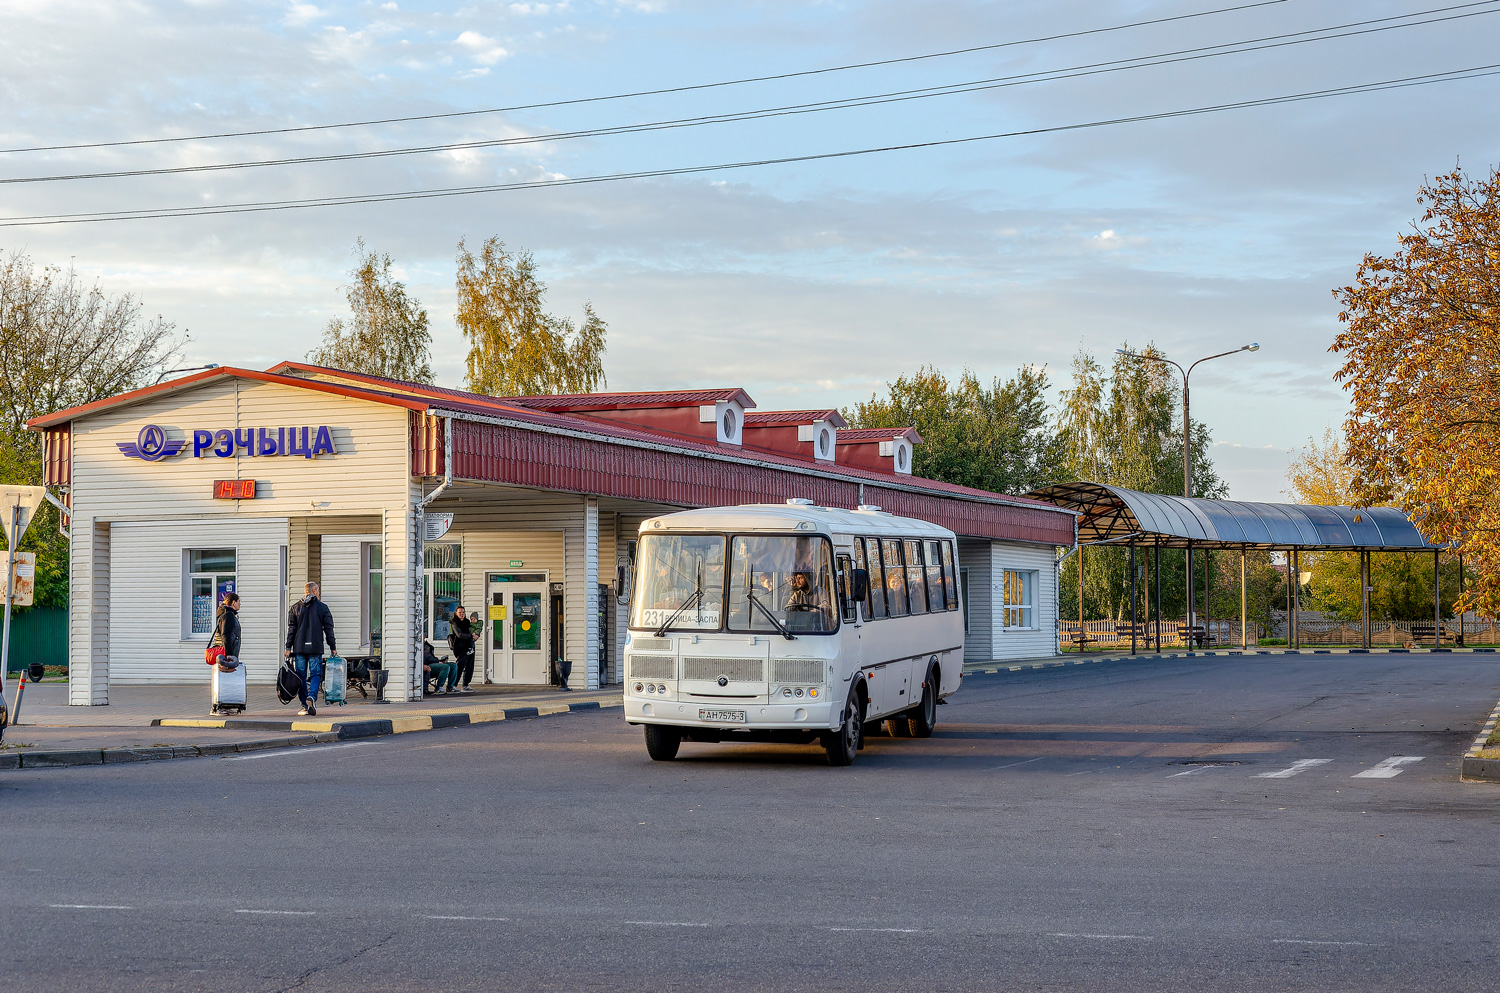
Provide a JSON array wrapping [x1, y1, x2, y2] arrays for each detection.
[[1059, 618, 1262, 651], [1060, 616, 1500, 650], [4, 607, 68, 671]]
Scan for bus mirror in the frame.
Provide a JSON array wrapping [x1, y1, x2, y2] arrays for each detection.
[[851, 568, 869, 603]]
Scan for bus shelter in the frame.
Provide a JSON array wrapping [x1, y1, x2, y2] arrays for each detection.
[[1026, 482, 1450, 652]]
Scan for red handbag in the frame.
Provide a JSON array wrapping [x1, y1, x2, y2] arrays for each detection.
[[205, 646, 226, 666]]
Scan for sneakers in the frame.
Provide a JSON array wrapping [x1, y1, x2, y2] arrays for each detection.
[[297, 707, 309, 716], [460, 686, 474, 694], [307, 702, 317, 717]]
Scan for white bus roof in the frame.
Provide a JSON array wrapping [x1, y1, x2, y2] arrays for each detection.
[[639, 503, 956, 539]]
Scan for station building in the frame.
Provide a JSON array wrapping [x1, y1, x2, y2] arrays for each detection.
[[29, 363, 1077, 704]]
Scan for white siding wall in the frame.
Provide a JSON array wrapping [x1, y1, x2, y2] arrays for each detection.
[[319, 534, 379, 655], [65, 378, 413, 700], [958, 539, 993, 662], [986, 541, 1061, 661], [108, 518, 288, 683]]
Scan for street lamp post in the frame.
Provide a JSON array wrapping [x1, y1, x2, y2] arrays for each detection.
[[1115, 343, 1259, 644]]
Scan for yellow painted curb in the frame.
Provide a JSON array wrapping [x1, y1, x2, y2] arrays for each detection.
[[288, 721, 337, 732], [389, 716, 435, 733], [157, 719, 228, 729]]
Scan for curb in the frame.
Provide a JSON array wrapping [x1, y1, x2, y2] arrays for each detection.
[[1460, 695, 1500, 783], [2, 701, 615, 771], [962, 646, 1500, 678]]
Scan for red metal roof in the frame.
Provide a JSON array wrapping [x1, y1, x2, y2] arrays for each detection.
[[29, 363, 1073, 544], [501, 388, 756, 411], [744, 409, 849, 428], [838, 426, 924, 444]]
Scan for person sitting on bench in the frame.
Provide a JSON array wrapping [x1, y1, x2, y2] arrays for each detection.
[[423, 640, 458, 695]]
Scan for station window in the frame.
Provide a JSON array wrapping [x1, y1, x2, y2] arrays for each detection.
[[185, 548, 236, 638], [424, 542, 463, 643], [1003, 569, 1038, 630]]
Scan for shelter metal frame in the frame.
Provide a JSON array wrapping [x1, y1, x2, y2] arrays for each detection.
[[1029, 481, 1450, 652]]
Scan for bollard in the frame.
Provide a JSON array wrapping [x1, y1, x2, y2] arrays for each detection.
[[10, 669, 25, 726]]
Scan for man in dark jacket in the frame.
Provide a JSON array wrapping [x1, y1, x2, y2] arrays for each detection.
[[285, 582, 337, 716]]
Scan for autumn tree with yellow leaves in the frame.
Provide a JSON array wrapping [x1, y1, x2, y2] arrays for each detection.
[[1333, 165, 1500, 615]]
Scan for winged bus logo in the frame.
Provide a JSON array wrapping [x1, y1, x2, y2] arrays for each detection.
[[117, 424, 187, 462]]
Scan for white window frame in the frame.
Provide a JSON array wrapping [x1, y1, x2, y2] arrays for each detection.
[[361, 541, 384, 651], [1002, 568, 1039, 631], [182, 547, 237, 641]]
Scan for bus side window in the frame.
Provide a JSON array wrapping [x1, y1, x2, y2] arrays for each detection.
[[882, 538, 909, 617], [924, 539, 946, 611], [862, 538, 887, 620], [904, 538, 928, 614], [836, 554, 858, 623], [941, 541, 959, 610]]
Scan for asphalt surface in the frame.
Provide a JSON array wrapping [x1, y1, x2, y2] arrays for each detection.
[[1, 654, 1497, 992]]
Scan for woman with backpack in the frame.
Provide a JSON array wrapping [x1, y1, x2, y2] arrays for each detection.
[[447, 606, 476, 693]]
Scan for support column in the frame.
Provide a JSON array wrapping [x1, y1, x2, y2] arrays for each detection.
[[1361, 550, 1371, 651], [1153, 542, 1162, 653], [584, 497, 600, 690], [1433, 549, 1441, 648], [1291, 549, 1301, 650], [1240, 548, 1247, 651], [1185, 543, 1195, 649], [71, 519, 110, 706], [1077, 544, 1085, 650], [1130, 544, 1138, 655], [1458, 553, 1466, 646], [1203, 548, 1211, 648], [387, 500, 422, 702]]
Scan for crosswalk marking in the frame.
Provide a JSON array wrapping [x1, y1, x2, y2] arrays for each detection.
[[1352, 756, 1423, 778], [1254, 758, 1332, 779]]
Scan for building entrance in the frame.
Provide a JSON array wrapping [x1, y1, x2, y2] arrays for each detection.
[[486, 573, 549, 684]]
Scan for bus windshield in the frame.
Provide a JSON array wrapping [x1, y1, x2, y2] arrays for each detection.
[[727, 534, 837, 634], [631, 533, 726, 631]]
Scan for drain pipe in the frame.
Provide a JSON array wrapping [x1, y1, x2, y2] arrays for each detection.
[[416, 415, 453, 511]]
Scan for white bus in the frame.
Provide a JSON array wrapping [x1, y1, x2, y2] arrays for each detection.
[[623, 500, 965, 766]]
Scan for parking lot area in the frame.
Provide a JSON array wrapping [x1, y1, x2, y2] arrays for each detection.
[[1, 653, 1497, 992]]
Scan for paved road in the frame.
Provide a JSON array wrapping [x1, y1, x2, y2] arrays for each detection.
[[1, 654, 1497, 992]]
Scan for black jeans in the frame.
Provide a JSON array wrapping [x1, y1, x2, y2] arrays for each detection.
[[453, 641, 475, 687]]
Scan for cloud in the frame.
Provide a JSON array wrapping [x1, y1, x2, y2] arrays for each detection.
[[455, 29, 507, 65]]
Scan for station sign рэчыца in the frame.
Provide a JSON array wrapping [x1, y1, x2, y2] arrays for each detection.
[[117, 423, 339, 461]]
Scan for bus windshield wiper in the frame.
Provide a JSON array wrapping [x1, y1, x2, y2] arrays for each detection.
[[654, 586, 704, 637], [746, 586, 796, 641]]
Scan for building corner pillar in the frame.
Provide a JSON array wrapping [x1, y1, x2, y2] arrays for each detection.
[[584, 497, 600, 690]]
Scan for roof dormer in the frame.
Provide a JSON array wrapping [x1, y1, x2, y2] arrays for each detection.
[[742, 409, 846, 462], [835, 426, 921, 475], [501, 388, 755, 447]]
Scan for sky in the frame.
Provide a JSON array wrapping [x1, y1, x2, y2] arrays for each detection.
[[2, 0, 1497, 501]]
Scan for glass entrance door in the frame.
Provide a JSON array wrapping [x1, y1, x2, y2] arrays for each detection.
[[486, 573, 549, 684]]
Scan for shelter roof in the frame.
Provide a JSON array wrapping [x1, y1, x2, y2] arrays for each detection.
[[1026, 480, 1440, 551]]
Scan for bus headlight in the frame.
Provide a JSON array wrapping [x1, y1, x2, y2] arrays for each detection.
[[634, 682, 644, 694], [781, 687, 793, 698], [657, 684, 668, 695], [793, 687, 804, 698], [808, 688, 819, 698], [647, 683, 656, 694]]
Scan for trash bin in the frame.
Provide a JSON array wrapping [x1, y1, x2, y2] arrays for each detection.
[[27, 663, 44, 683]]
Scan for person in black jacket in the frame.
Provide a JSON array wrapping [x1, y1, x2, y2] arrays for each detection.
[[210, 593, 242, 716], [447, 606, 476, 693], [284, 581, 337, 716]]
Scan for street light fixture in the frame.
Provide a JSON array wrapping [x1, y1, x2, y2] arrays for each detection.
[[1115, 342, 1259, 641]]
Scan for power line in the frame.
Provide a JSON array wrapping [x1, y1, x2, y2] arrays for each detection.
[[3, 1, 1491, 186], [3, 64, 1492, 228], [0, 0, 1296, 155]]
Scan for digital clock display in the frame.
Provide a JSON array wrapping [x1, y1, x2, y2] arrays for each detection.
[[213, 479, 257, 499]]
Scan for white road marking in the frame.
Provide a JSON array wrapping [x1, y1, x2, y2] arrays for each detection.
[[1273, 938, 1372, 946], [1047, 932, 1153, 940], [422, 915, 509, 921], [982, 757, 1044, 772], [1255, 758, 1333, 779], [1167, 765, 1226, 777], [49, 904, 133, 910], [235, 909, 316, 915], [623, 921, 712, 927], [827, 927, 924, 933], [1352, 756, 1423, 778], [223, 743, 369, 761]]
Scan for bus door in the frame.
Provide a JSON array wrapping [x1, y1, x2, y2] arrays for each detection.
[[835, 552, 863, 695]]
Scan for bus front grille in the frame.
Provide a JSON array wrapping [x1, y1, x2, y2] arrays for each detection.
[[628, 654, 676, 680], [630, 637, 672, 653], [773, 659, 825, 684], [683, 656, 765, 682]]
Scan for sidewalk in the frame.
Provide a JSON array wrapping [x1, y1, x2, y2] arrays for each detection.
[[1, 679, 624, 770]]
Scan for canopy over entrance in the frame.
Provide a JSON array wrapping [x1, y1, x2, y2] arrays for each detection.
[[1027, 481, 1439, 551]]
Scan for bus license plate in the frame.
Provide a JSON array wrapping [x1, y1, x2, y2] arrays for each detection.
[[699, 708, 746, 724]]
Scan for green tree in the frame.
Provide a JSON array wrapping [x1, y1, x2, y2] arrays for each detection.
[[456, 237, 607, 396], [843, 365, 1064, 495], [0, 249, 183, 608], [308, 239, 434, 383]]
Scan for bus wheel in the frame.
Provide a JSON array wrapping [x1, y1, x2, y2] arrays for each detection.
[[824, 690, 862, 767], [644, 725, 682, 761], [907, 666, 938, 738]]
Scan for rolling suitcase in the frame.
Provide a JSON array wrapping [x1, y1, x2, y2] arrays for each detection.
[[212, 661, 247, 715], [323, 656, 347, 706]]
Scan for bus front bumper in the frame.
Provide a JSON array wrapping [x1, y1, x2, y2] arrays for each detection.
[[625, 697, 836, 731]]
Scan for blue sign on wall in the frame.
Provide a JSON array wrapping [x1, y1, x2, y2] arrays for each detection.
[[117, 424, 338, 461]]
